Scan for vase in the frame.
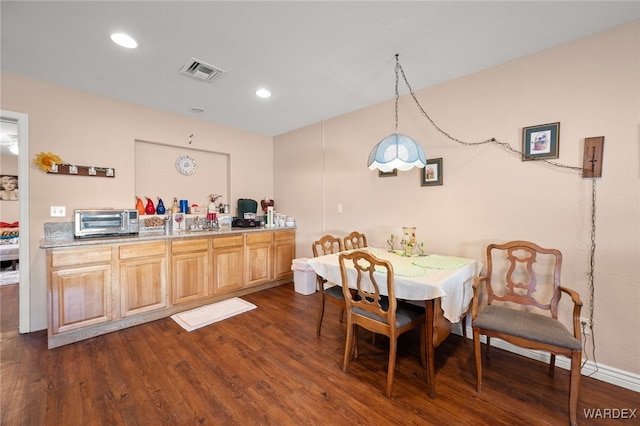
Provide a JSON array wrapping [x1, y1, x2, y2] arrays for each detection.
[[156, 198, 166, 215], [401, 226, 416, 257], [145, 197, 156, 215], [135, 197, 145, 216]]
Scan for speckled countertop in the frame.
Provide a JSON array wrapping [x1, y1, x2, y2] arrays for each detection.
[[40, 222, 295, 249]]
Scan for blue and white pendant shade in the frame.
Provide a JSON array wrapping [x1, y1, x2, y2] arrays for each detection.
[[367, 133, 427, 172]]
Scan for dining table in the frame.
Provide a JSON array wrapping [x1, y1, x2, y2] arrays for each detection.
[[308, 247, 481, 398]]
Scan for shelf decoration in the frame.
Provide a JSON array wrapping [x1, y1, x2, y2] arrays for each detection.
[[34, 151, 115, 178], [34, 151, 63, 172]]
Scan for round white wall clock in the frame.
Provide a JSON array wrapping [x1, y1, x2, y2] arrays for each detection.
[[175, 155, 197, 175]]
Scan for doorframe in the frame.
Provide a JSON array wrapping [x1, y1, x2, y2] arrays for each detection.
[[2, 110, 30, 333]]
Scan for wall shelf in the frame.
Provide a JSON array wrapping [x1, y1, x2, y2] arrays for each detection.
[[47, 164, 115, 178]]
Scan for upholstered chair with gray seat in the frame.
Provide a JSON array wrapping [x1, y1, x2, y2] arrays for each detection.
[[471, 240, 583, 426], [343, 231, 367, 250], [312, 235, 345, 336], [339, 249, 426, 398]]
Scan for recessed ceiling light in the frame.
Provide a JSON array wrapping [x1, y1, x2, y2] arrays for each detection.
[[255, 88, 272, 98], [110, 33, 137, 49], [189, 107, 205, 114]]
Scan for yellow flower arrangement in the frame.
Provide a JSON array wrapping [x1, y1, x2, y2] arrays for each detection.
[[33, 151, 63, 172]]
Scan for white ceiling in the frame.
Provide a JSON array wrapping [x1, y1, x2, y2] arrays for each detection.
[[1, 1, 639, 137]]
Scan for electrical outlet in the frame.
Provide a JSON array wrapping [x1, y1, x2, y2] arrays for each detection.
[[580, 317, 591, 335], [50, 206, 66, 217]]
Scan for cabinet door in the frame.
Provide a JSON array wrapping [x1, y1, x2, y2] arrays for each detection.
[[245, 232, 272, 287], [120, 257, 167, 316], [50, 264, 112, 334], [120, 242, 168, 316], [212, 235, 244, 293], [273, 230, 296, 280], [171, 239, 209, 305]]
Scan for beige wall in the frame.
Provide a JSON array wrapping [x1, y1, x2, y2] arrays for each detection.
[[0, 74, 274, 331], [275, 22, 640, 376]]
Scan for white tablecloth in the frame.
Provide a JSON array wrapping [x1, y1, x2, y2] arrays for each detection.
[[308, 248, 481, 323]]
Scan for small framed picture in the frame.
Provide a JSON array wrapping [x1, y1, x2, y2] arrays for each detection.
[[421, 158, 443, 186], [88, 166, 96, 176], [0, 175, 19, 201], [69, 165, 78, 174], [106, 168, 114, 177], [378, 168, 397, 177], [522, 122, 560, 160]]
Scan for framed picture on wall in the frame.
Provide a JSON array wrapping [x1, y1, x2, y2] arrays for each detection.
[[0, 175, 18, 201], [420, 158, 443, 186], [522, 122, 560, 160]]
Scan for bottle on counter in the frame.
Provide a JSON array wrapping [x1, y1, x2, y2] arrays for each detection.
[[135, 197, 145, 216], [266, 206, 274, 228], [145, 197, 156, 215], [156, 198, 166, 215]]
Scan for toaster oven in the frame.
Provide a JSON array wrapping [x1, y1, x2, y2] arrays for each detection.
[[74, 209, 139, 238]]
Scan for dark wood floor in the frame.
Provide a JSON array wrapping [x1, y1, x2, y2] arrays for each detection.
[[1, 283, 637, 425]]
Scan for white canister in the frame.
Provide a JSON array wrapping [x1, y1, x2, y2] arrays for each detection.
[[266, 206, 274, 227]]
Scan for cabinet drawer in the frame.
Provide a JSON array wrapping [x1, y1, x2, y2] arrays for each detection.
[[212, 235, 243, 249], [274, 230, 295, 241], [246, 232, 272, 244], [119, 241, 166, 259], [51, 246, 112, 268], [172, 238, 209, 254]]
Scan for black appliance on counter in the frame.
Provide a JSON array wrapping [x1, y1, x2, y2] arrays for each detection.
[[233, 198, 261, 227], [232, 218, 261, 228], [238, 198, 258, 218]]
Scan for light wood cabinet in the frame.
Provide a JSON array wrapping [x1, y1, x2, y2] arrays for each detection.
[[45, 229, 295, 348], [212, 235, 244, 294], [273, 230, 296, 280], [49, 246, 113, 334], [171, 238, 210, 304], [245, 232, 273, 287], [119, 241, 168, 317]]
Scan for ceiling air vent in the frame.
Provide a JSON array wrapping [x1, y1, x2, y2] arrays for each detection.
[[180, 58, 226, 83]]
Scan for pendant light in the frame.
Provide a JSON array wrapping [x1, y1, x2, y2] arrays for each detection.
[[368, 54, 426, 172]]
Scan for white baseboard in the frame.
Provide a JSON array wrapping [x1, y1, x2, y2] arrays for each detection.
[[458, 326, 640, 393]]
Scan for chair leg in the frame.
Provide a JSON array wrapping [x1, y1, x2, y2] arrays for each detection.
[[549, 353, 556, 377], [339, 307, 345, 323], [385, 336, 398, 398], [316, 295, 326, 336], [461, 314, 467, 342], [342, 323, 355, 372], [485, 336, 491, 358], [353, 325, 359, 359], [473, 328, 483, 392], [568, 351, 581, 426], [419, 324, 427, 368]]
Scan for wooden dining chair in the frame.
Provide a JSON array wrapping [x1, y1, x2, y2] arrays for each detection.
[[339, 250, 426, 398], [343, 231, 368, 250], [471, 240, 583, 426], [312, 235, 346, 336]]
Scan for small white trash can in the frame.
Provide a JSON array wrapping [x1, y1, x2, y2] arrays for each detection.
[[291, 258, 316, 295]]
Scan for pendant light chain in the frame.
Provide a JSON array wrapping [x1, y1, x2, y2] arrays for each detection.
[[582, 177, 599, 374], [396, 57, 583, 172], [394, 55, 598, 369], [394, 54, 400, 133]]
